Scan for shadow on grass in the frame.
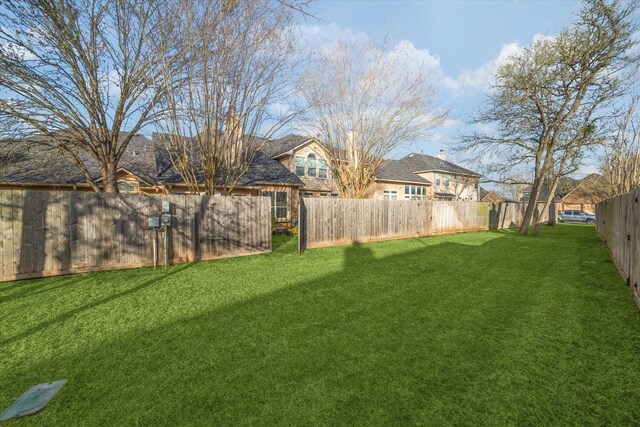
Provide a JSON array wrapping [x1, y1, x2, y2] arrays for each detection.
[[2, 225, 639, 426], [0, 275, 91, 304], [0, 263, 194, 347], [271, 234, 297, 253]]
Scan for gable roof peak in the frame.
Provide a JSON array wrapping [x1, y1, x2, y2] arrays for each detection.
[[400, 152, 480, 177]]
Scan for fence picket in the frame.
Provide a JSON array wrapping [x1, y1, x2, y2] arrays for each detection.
[[298, 198, 525, 250], [595, 187, 640, 310], [0, 190, 271, 282]]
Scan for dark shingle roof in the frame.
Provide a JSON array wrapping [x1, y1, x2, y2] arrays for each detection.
[[117, 135, 158, 184], [0, 133, 303, 188], [400, 153, 480, 177], [154, 136, 304, 187], [261, 134, 312, 158], [0, 134, 482, 190], [240, 151, 304, 186], [376, 159, 431, 184], [0, 144, 87, 185], [0, 134, 158, 186], [262, 134, 312, 157]]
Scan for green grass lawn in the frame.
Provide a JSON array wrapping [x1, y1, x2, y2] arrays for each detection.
[[1, 224, 640, 425]]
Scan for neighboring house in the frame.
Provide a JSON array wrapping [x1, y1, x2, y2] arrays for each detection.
[[556, 175, 606, 214], [374, 158, 432, 201], [263, 138, 481, 202], [517, 185, 562, 204], [0, 134, 160, 193], [516, 175, 605, 215], [0, 134, 482, 224], [0, 134, 304, 225], [377, 150, 481, 201], [261, 135, 336, 199], [479, 187, 505, 203]]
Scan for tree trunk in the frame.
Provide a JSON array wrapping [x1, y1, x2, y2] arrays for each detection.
[[533, 179, 559, 236], [548, 199, 557, 226], [101, 162, 119, 193], [519, 178, 543, 235]]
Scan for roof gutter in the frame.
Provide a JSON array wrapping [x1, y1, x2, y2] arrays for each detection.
[[414, 169, 481, 177], [374, 178, 433, 186]]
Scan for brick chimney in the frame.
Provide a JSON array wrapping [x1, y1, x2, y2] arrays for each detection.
[[438, 149, 446, 160]]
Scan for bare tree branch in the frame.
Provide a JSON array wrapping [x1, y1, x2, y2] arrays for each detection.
[[0, 0, 183, 192], [155, 0, 305, 195], [298, 35, 446, 198], [460, 0, 638, 235]]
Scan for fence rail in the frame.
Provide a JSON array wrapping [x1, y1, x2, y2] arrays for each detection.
[[0, 190, 271, 281], [298, 198, 535, 250], [595, 188, 640, 309]]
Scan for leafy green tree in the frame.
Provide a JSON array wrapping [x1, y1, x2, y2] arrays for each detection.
[[463, 0, 638, 235]]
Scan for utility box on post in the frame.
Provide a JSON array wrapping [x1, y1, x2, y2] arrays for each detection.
[[148, 216, 160, 229], [161, 201, 172, 227], [160, 212, 172, 227]]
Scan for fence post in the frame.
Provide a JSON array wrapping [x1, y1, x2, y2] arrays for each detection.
[[298, 197, 306, 253]]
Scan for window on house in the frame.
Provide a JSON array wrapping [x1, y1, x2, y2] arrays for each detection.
[[318, 159, 328, 178], [435, 173, 441, 186], [295, 157, 305, 176], [307, 153, 316, 177], [383, 190, 398, 200], [445, 174, 450, 187], [117, 181, 135, 192], [404, 185, 426, 200], [262, 191, 288, 219], [276, 192, 287, 218]]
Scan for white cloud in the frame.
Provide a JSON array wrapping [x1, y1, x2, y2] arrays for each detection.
[[292, 24, 558, 102], [104, 69, 121, 99], [293, 22, 446, 90], [383, 39, 442, 74], [0, 42, 37, 61], [441, 118, 462, 129], [443, 42, 522, 97], [442, 33, 558, 98], [291, 22, 370, 54], [0, 26, 38, 61], [472, 122, 497, 135]]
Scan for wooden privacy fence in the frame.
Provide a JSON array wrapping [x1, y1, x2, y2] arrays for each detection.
[[0, 190, 271, 281], [299, 198, 531, 250], [595, 188, 640, 309]]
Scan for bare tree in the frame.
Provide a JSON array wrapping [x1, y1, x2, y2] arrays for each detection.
[[299, 36, 445, 198], [452, 175, 479, 201], [601, 96, 640, 196], [155, 0, 306, 195], [0, 0, 183, 192], [461, 0, 638, 235], [496, 181, 527, 202]]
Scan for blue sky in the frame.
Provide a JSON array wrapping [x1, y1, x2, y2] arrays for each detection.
[[296, 0, 589, 175]]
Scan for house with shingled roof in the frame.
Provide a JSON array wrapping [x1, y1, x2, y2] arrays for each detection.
[[0, 134, 481, 224], [263, 136, 481, 203]]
